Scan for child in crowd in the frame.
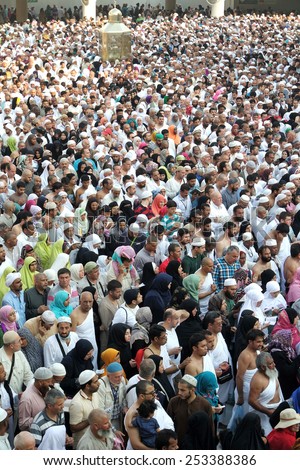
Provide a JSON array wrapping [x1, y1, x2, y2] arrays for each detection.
[[132, 401, 160, 448]]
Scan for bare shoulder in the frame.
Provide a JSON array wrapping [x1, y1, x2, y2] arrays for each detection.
[[185, 359, 198, 376]]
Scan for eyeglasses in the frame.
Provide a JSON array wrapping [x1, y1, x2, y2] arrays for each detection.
[[144, 390, 155, 396]]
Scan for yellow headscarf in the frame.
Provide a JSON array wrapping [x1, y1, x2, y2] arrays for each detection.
[[20, 256, 39, 291]]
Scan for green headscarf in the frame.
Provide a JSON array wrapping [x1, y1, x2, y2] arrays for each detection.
[[49, 238, 64, 267], [182, 274, 200, 302], [34, 233, 52, 270], [0, 266, 16, 304], [20, 256, 39, 291], [6, 136, 17, 152]]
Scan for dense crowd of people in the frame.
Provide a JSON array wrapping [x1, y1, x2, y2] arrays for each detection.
[[0, 4, 300, 452]]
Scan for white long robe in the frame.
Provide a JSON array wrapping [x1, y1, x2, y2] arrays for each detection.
[[249, 377, 283, 435], [75, 309, 98, 370]]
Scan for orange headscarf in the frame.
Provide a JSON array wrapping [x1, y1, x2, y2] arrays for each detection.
[[168, 125, 181, 145], [100, 348, 126, 378]]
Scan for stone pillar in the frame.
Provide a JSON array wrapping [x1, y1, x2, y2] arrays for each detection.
[[211, 0, 225, 18], [165, 0, 176, 11], [82, 0, 97, 21], [16, 0, 28, 22]]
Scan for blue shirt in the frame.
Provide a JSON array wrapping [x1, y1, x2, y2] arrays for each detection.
[[2, 290, 26, 327]]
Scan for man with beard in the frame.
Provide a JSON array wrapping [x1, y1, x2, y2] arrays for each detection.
[[238, 232, 259, 268], [125, 380, 174, 450], [215, 221, 238, 259], [43, 316, 78, 368], [167, 375, 214, 449], [19, 367, 53, 431], [69, 370, 101, 449], [221, 177, 240, 210], [208, 278, 237, 344], [252, 246, 280, 284], [77, 409, 114, 450], [248, 352, 284, 436]]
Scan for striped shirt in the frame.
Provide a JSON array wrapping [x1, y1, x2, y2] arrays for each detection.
[[30, 409, 65, 447]]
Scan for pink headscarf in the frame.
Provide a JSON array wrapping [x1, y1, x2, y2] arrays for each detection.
[[111, 246, 137, 280], [0, 305, 18, 333], [272, 309, 300, 351]]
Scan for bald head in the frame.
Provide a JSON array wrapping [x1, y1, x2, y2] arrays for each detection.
[[80, 291, 94, 312], [88, 409, 109, 426], [14, 431, 36, 450]]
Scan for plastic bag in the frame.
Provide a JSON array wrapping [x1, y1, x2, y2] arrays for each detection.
[[227, 404, 244, 433]]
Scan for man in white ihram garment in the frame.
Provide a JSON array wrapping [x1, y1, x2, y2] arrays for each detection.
[[248, 351, 283, 436], [43, 316, 78, 368], [235, 328, 264, 419], [204, 311, 234, 424], [70, 291, 98, 369]]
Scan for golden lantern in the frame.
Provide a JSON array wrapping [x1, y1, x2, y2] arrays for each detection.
[[101, 6, 131, 62]]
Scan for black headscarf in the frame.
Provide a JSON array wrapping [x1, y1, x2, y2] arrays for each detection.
[[170, 286, 189, 309], [234, 312, 257, 363], [148, 354, 176, 409], [119, 200, 135, 222], [176, 298, 202, 361], [108, 323, 137, 379], [269, 401, 291, 429], [60, 339, 94, 398], [144, 273, 172, 324], [261, 269, 276, 293], [75, 249, 98, 265], [166, 260, 183, 293], [230, 412, 268, 450], [140, 262, 157, 300], [182, 411, 216, 450]]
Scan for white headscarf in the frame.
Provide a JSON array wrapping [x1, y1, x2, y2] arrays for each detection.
[[40, 160, 51, 189], [239, 288, 265, 324], [70, 263, 83, 282], [261, 281, 287, 313], [38, 425, 66, 450], [82, 234, 101, 254], [51, 253, 69, 273]]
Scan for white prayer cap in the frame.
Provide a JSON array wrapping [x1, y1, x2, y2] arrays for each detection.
[[268, 178, 278, 185], [258, 196, 269, 203], [286, 182, 295, 189], [275, 193, 287, 202], [0, 408, 8, 422], [242, 232, 253, 241], [41, 310, 56, 325], [265, 239, 277, 247], [34, 367, 53, 380], [50, 363, 66, 377], [240, 195, 250, 203], [224, 278, 237, 287], [78, 370, 96, 385]]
